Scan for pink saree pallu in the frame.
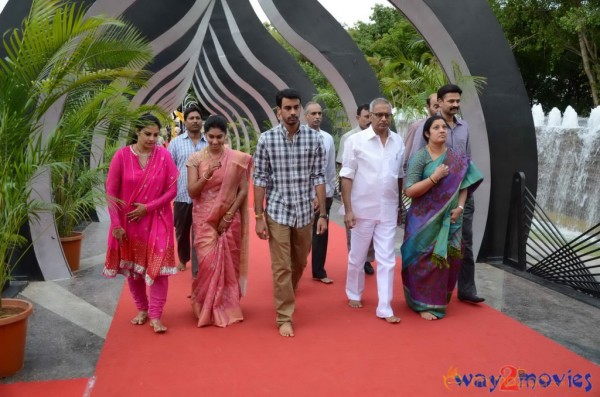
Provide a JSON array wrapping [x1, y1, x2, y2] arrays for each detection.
[[188, 148, 252, 327], [103, 145, 179, 285]]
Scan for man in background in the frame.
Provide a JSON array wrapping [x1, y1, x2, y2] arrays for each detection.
[[168, 104, 207, 278], [305, 101, 336, 285]]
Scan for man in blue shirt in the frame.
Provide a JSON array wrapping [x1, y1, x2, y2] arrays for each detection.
[[168, 104, 207, 278]]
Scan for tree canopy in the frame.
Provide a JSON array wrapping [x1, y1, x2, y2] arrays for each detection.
[[348, 5, 442, 116], [265, 2, 597, 124], [488, 0, 600, 114]]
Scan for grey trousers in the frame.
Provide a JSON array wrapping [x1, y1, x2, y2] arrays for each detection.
[[458, 194, 477, 296]]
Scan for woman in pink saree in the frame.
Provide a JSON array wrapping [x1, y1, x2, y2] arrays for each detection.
[[104, 114, 178, 333], [187, 115, 252, 327]]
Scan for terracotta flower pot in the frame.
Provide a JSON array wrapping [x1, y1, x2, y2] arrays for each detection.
[[60, 231, 85, 272], [0, 298, 33, 378]]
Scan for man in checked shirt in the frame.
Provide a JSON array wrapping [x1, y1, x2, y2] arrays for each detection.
[[253, 88, 328, 337]]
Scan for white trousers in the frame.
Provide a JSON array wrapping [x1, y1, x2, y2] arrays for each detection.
[[345, 218, 397, 318]]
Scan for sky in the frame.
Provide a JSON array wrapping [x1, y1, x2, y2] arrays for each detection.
[[0, 1, 390, 27], [250, 0, 390, 27]]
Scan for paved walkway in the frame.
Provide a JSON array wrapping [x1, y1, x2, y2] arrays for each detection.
[[3, 203, 599, 383]]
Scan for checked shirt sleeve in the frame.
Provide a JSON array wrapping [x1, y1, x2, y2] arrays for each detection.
[[253, 134, 269, 188]]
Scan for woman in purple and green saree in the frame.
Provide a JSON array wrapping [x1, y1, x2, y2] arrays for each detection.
[[401, 115, 483, 320]]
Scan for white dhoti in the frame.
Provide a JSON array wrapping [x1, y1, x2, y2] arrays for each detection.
[[345, 218, 397, 318]]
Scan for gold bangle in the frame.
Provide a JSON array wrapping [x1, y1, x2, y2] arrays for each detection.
[[223, 216, 233, 223], [202, 172, 212, 181], [255, 212, 263, 219], [429, 176, 438, 184]]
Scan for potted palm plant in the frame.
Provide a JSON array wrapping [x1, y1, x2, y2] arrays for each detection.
[[53, 163, 107, 272], [49, 94, 121, 272], [0, 156, 40, 378], [0, 0, 157, 377]]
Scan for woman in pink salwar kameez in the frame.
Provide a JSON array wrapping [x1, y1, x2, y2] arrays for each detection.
[[187, 115, 252, 327], [103, 114, 178, 333]]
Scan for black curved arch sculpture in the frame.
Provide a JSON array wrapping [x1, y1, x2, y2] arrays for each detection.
[[258, 0, 385, 128], [1, 0, 536, 280]]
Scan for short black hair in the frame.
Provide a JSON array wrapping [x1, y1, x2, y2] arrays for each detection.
[[356, 103, 369, 115], [437, 84, 462, 100], [276, 88, 301, 108], [184, 104, 202, 121], [134, 113, 161, 130], [203, 114, 228, 133], [422, 115, 445, 143]]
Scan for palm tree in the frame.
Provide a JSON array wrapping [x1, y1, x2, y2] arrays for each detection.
[[369, 49, 487, 121]]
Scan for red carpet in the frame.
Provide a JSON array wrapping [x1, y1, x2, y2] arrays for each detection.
[[84, 218, 600, 396], [0, 378, 90, 397]]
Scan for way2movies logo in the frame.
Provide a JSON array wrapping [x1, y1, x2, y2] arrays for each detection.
[[443, 365, 593, 393]]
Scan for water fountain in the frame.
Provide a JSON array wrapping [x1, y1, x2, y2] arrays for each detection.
[[561, 106, 579, 128], [534, 105, 600, 234], [532, 104, 544, 127], [589, 107, 600, 135], [547, 107, 562, 127]]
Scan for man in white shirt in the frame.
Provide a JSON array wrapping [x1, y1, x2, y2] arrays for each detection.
[[305, 102, 336, 284], [340, 98, 405, 323], [336, 104, 376, 275]]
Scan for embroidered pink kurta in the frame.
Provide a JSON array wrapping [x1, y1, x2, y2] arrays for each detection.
[[103, 145, 179, 285]]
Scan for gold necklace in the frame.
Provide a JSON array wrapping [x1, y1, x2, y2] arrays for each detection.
[[205, 146, 224, 161]]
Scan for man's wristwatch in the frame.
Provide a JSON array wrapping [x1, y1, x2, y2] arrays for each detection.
[[255, 212, 264, 219], [319, 213, 328, 219]]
